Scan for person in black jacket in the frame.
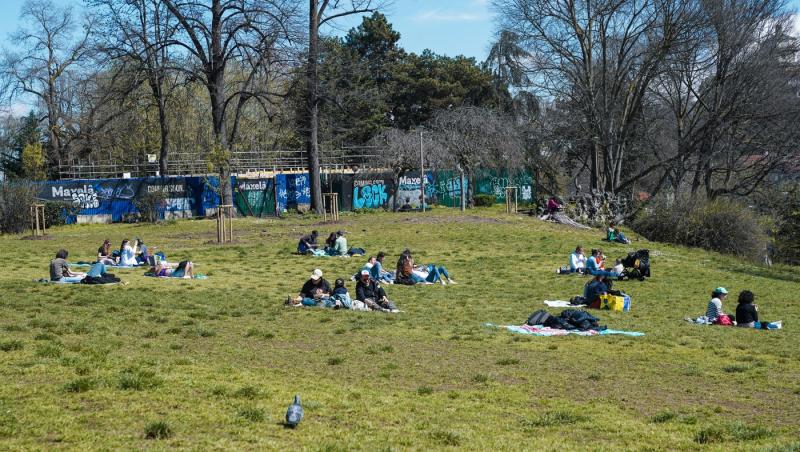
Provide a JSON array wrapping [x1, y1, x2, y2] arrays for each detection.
[[355, 270, 398, 312], [735, 290, 778, 329]]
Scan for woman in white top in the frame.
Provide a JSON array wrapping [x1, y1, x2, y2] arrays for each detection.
[[569, 246, 586, 273], [119, 239, 139, 266]]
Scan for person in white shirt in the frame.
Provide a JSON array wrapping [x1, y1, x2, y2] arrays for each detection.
[[119, 239, 139, 266], [568, 246, 587, 274]]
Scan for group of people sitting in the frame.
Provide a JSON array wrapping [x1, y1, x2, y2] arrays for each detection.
[[692, 287, 781, 329], [559, 246, 623, 278], [49, 249, 118, 284], [286, 268, 399, 312], [352, 249, 456, 286], [97, 238, 156, 266], [297, 230, 363, 257]]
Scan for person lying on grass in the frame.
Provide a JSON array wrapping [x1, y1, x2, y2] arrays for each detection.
[[297, 230, 319, 254], [50, 249, 86, 283], [355, 269, 398, 312], [413, 264, 456, 285], [150, 261, 195, 278], [97, 239, 118, 266], [287, 268, 331, 307]]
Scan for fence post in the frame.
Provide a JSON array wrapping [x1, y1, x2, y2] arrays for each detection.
[[505, 187, 518, 214], [323, 193, 339, 222], [217, 204, 234, 243], [30, 204, 46, 237]]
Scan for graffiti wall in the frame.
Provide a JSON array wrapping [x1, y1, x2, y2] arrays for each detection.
[[353, 175, 392, 209], [234, 178, 275, 217], [37, 177, 219, 223], [275, 173, 311, 212], [474, 170, 534, 203]]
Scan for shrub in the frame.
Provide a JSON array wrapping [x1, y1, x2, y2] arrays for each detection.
[[0, 180, 38, 234], [134, 189, 167, 223], [473, 194, 496, 207], [633, 195, 767, 260], [43, 201, 79, 227]]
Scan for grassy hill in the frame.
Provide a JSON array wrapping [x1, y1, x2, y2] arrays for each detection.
[[1, 207, 798, 450]]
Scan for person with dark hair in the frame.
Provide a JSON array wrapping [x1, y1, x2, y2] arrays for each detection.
[[119, 239, 138, 266], [355, 269, 398, 312], [330, 278, 353, 309], [151, 260, 195, 278], [585, 249, 619, 277], [97, 239, 117, 266], [297, 230, 319, 254], [734, 290, 782, 329], [135, 238, 149, 264], [706, 287, 730, 324], [323, 233, 337, 254], [607, 222, 631, 244], [398, 198, 413, 212], [50, 249, 85, 283], [395, 249, 423, 285], [331, 230, 348, 256], [370, 251, 394, 283], [559, 245, 586, 274], [583, 275, 611, 306]]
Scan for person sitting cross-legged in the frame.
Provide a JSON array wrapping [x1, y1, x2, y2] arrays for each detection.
[[50, 249, 86, 283], [370, 251, 394, 283], [355, 269, 398, 312], [287, 268, 331, 307]]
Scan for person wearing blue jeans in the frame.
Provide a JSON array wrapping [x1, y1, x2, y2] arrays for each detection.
[[370, 252, 394, 283], [586, 249, 619, 278], [50, 249, 86, 283], [424, 265, 455, 285]]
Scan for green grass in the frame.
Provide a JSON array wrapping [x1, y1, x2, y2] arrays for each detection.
[[0, 206, 798, 449]]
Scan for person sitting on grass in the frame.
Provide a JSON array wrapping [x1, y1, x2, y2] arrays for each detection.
[[50, 249, 86, 283], [607, 222, 631, 244], [735, 290, 780, 329], [329, 230, 348, 256], [97, 239, 118, 266], [558, 246, 586, 274], [323, 233, 337, 254], [119, 239, 139, 266], [583, 275, 611, 307], [287, 269, 331, 307], [352, 256, 376, 280], [706, 287, 731, 324], [355, 269, 398, 312], [585, 249, 619, 278], [370, 252, 394, 283], [329, 278, 353, 309], [297, 230, 319, 254], [151, 261, 195, 278], [394, 249, 423, 285], [135, 238, 149, 264]]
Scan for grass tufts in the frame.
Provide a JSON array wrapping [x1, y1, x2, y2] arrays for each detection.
[[144, 420, 172, 440], [63, 377, 95, 393], [237, 407, 265, 422], [0, 340, 24, 352], [524, 411, 588, 428]]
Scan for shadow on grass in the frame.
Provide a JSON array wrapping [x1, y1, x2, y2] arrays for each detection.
[[728, 265, 800, 283]]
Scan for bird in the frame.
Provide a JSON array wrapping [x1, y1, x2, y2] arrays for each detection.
[[285, 394, 303, 428]]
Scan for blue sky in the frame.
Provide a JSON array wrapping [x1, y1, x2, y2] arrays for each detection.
[[0, 0, 497, 60]]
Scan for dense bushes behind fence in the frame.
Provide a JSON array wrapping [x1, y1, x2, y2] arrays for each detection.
[[0, 180, 38, 234]]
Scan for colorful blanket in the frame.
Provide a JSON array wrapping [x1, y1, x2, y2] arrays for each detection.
[[144, 274, 208, 280], [485, 323, 644, 337], [71, 262, 140, 268]]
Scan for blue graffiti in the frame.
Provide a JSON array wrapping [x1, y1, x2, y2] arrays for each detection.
[[353, 184, 388, 209]]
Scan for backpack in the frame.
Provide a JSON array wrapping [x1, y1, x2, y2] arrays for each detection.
[[526, 310, 552, 326]]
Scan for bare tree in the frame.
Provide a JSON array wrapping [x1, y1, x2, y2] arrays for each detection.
[[306, 0, 388, 214], [370, 127, 420, 211], [90, 0, 179, 176], [429, 105, 525, 209], [0, 0, 92, 173], [160, 0, 299, 204], [495, 0, 695, 193]]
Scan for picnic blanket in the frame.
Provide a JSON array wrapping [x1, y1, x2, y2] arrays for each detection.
[[685, 317, 783, 329], [144, 274, 208, 280], [485, 323, 644, 337], [71, 262, 140, 268], [35, 279, 123, 285], [544, 300, 584, 308]]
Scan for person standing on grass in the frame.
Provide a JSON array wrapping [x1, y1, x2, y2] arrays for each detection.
[[50, 249, 85, 283], [706, 287, 730, 323]]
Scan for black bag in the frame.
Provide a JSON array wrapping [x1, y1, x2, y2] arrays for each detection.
[[81, 273, 121, 285], [526, 310, 552, 326], [348, 247, 366, 256]]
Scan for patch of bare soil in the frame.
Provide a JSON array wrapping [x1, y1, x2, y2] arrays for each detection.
[[21, 234, 54, 241], [400, 215, 511, 225]]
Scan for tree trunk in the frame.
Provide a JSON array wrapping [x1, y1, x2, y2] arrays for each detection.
[[590, 142, 601, 192], [157, 95, 169, 176], [460, 168, 466, 212], [306, 0, 323, 214]]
